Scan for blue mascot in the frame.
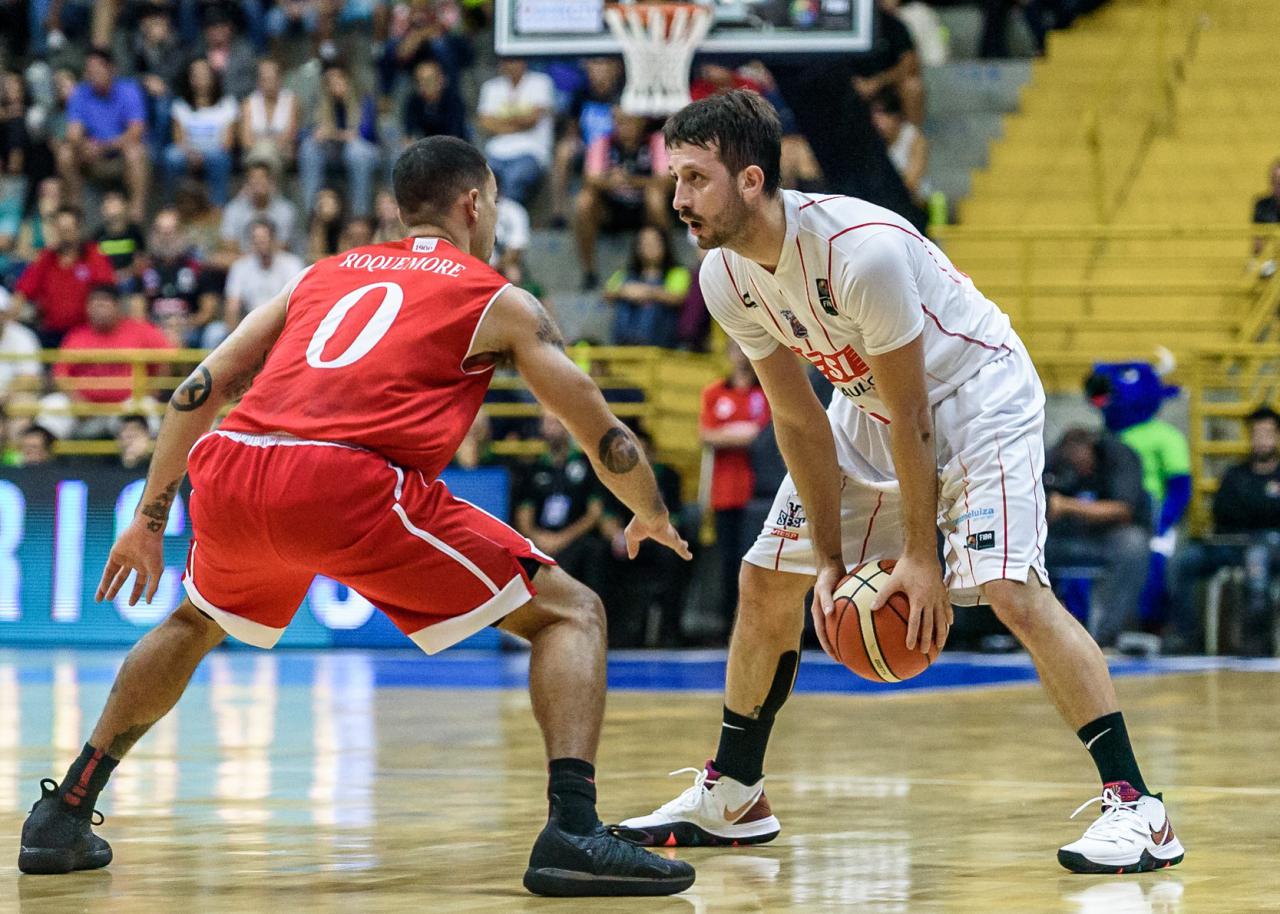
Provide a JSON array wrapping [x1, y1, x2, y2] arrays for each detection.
[[1083, 352, 1191, 629]]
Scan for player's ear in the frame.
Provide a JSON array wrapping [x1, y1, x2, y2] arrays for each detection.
[[465, 188, 480, 225], [739, 164, 766, 201]]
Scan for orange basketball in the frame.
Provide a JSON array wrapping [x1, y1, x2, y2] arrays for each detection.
[[823, 560, 940, 683]]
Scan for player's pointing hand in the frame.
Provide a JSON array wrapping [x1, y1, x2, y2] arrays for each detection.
[[624, 511, 693, 561]]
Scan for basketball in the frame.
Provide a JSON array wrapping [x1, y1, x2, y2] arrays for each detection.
[[824, 560, 940, 683]]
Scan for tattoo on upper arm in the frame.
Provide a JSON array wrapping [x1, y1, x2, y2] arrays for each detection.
[[172, 366, 212, 411], [523, 290, 564, 350], [598, 426, 639, 474], [139, 479, 180, 533]]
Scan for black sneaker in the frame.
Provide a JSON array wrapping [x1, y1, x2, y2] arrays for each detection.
[[19, 779, 113, 875], [523, 798, 696, 897]]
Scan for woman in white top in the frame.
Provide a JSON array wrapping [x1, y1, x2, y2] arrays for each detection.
[[164, 58, 238, 205], [870, 87, 930, 206], [238, 59, 299, 174]]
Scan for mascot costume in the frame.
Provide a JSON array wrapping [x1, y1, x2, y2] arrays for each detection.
[[1083, 351, 1191, 626]]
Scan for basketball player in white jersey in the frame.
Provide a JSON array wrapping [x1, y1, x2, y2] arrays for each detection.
[[614, 90, 1184, 874]]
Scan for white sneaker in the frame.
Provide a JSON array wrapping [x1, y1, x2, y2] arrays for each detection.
[[1058, 783, 1185, 874], [612, 762, 781, 848]]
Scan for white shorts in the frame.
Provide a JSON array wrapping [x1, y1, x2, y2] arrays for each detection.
[[743, 339, 1049, 605]]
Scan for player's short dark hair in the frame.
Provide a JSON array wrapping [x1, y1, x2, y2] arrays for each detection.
[[663, 88, 782, 195], [1246, 405, 1280, 427], [393, 136, 491, 224]]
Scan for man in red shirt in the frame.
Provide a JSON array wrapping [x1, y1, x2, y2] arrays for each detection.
[[55, 285, 171, 408], [699, 341, 771, 632], [12, 206, 116, 348], [21, 137, 695, 898]]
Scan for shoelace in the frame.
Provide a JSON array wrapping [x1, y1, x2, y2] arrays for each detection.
[[1069, 787, 1145, 844], [657, 767, 712, 815]]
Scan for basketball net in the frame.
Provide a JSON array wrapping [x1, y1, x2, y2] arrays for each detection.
[[604, 3, 713, 117]]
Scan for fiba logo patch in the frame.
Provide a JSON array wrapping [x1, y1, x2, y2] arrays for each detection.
[[965, 531, 997, 551], [814, 278, 837, 315], [771, 500, 805, 540], [779, 310, 809, 338]]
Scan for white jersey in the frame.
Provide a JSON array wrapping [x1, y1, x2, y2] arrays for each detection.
[[702, 190, 1014, 423]]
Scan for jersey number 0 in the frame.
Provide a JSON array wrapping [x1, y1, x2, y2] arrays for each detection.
[[305, 281, 405, 369]]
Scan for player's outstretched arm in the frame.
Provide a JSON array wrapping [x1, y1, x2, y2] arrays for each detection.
[[470, 286, 690, 561], [97, 290, 290, 605]]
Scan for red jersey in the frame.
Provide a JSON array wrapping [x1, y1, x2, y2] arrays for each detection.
[[700, 378, 770, 511], [15, 244, 116, 333], [55, 318, 172, 403], [223, 237, 510, 480]]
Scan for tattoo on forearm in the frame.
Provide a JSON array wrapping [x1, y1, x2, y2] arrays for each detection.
[[598, 427, 639, 474], [173, 365, 212, 411], [139, 479, 180, 533]]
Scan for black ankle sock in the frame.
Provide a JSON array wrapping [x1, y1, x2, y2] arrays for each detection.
[[548, 757, 599, 835], [58, 743, 119, 819], [713, 707, 774, 786], [1077, 712, 1150, 795]]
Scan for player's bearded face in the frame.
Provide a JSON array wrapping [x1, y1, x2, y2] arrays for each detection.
[[679, 178, 748, 251]]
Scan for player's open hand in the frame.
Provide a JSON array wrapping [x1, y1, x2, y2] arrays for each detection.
[[811, 559, 846, 657], [624, 512, 693, 561], [871, 554, 953, 654], [97, 518, 166, 605]]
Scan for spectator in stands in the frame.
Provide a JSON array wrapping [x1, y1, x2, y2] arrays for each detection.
[[0, 289, 42, 405], [1251, 158, 1280, 275], [12, 205, 115, 348], [223, 218, 306, 334], [197, 7, 257, 100], [94, 188, 145, 290], [0, 71, 33, 263], [116, 413, 152, 471], [675, 241, 711, 351], [54, 284, 170, 419], [11, 177, 65, 265], [266, 0, 322, 73], [386, 0, 474, 104], [299, 61, 381, 218], [550, 56, 623, 228], [221, 161, 300, 257], [871, 87, 929, 206], [307, 188, 346, 261], [477, 56, 554, 206], [1166, 407, 1280, 655], [850, 0, 924, 125], [493, 191, 530, 275], [175, 179, 234, 273], [700, 342, 771, 630], [163, 57, 238, 207], [604, 226, 690, 348], [18, 424, 57, 466], [239, 59, 299, 176], [58, 48, 150, 221], [597, 422, 689, 647], [1044, 426, 1151, 649], [371, 189, 403, 243], [127, 4, 184, 158], [513, 413, 606, 590], [401, 60, 468, 146], [140, 208, 221, 348], [340, 215, 375, 250], [574, 110, 672, 290]]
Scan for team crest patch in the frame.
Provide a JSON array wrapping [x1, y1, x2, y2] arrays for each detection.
[[771, 500, 805, 539], [780, 309, 809, 338], [965, 531, 997, 551], [815, 278, 837, 315]]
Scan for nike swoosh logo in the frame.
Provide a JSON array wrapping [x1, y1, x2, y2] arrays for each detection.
[[1084, 728, 1111, 750], [723, 792, 761, 822], [1150, 820, 1174, 846]]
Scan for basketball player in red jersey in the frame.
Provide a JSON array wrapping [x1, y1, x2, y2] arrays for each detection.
[[19, 137, 696, 897]]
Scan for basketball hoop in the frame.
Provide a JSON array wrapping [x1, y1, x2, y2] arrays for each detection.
[[604, 2, 713, 117]]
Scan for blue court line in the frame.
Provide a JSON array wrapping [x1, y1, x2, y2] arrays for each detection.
[[3, 649, 1275, 693]]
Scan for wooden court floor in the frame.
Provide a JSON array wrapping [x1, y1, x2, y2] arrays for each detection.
[[2, 654, 1278, 913]]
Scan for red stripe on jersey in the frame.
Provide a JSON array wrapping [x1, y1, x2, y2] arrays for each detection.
[[1024, 437, 1044, 569], [795, 237, 836, 348], [920, 304, 1011, 355], [858, 491, 884, 565], [799, 195, 842, 210], [996, 438, 1009, 578]]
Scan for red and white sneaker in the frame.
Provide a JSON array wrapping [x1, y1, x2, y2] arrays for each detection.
[[611, 762, 780, 848], [1058, 781, 1185, 874]]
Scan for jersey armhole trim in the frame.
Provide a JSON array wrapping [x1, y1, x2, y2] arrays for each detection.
[[282, 264, 315, 314], [461, 281, 514, 376]]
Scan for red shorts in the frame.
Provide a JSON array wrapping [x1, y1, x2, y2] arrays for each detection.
[[182, 431, 553, 653]]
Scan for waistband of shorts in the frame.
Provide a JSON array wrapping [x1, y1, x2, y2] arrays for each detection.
[[193, 429, 369, 455]]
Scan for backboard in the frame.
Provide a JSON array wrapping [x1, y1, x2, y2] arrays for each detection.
[[494, 0, 874, 56]]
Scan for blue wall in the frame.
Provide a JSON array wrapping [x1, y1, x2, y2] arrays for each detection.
[[0, 464, 513, 649]]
